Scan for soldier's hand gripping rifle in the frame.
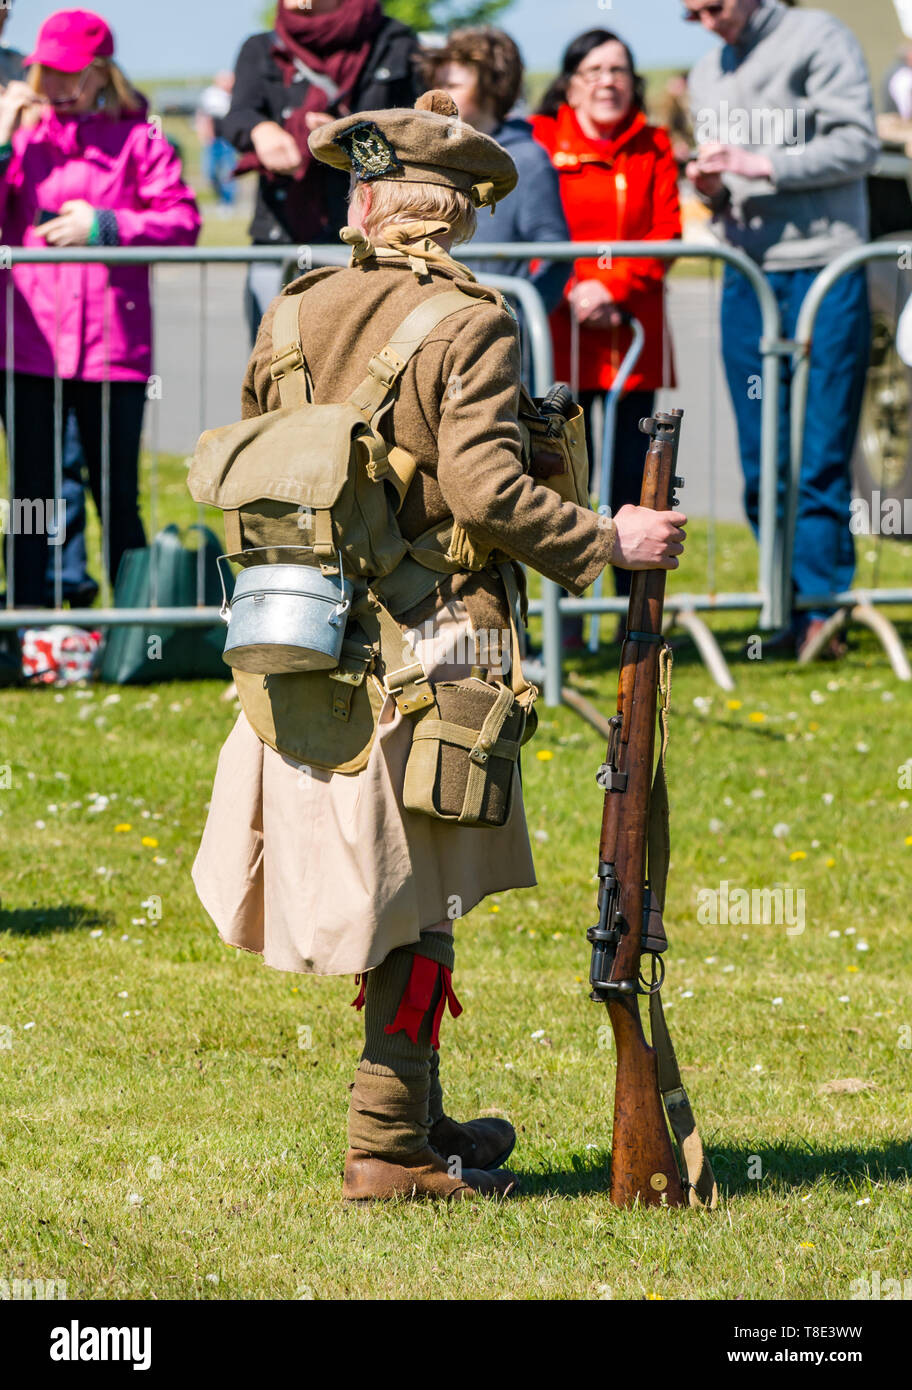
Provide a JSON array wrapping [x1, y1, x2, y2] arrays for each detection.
[[588, 409, 718, 1210]]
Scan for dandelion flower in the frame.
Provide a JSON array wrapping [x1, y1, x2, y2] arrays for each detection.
[[115, 823, 131, 833], [141, 836, 158, 848], [536, 749, 554, 761], [749, 711, 766, 723], [726, 699, 742, 710], [790, 850, 807, 861]]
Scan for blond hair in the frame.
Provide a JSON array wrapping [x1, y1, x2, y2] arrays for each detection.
[[27, 59, 145, 121], [350, 178, 477, 246]]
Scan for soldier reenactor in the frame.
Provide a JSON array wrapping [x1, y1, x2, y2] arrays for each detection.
[[191, 90, 686, 1201]]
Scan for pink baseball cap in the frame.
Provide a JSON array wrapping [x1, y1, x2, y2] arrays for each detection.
[[24, 10, 115, 72]]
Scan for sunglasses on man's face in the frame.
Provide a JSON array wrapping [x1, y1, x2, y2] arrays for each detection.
[[683, 3, 725, 20]]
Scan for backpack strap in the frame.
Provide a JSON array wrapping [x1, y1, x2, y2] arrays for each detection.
[[498, 560, 537, 710], [270, 292, 315, 409], [348, 287, 488, 426]]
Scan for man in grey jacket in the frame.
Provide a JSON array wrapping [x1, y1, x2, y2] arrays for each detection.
[[686, 0, 879, 657], [0, 3, 23, 88]]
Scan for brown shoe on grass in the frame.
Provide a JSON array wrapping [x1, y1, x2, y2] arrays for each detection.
[[342, 1146, 519, 1202]]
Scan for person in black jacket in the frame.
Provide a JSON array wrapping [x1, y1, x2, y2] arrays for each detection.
[[223, 0, 422, 342]]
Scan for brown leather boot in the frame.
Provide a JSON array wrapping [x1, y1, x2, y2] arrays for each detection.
[[342, 1146, 518, 1201], [428, 1112, 517, 1172]]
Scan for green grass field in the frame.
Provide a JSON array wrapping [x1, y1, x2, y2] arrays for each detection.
[[1, 449, 911, 1299]]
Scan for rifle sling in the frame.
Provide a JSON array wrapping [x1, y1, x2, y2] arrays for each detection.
[[649, 985, 719, 1210], [645, 644, 718, 1210]]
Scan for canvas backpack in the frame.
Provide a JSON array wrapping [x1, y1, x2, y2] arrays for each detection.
[[187, 270, 590, 775]]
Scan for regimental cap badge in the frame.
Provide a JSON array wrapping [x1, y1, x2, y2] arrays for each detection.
[[334, 120, 403, 182]]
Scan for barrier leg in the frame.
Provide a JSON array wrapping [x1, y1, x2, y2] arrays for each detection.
[[808, 604, 912, 682], [662, 607, 736, 692]]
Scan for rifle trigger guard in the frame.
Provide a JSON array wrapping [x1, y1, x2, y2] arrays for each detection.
[[637, 952, 666, 996]]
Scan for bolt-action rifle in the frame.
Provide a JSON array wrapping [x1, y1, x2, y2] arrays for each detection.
[[588, 409, 718, 1210]]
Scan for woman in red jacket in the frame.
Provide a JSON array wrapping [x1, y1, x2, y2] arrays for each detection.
[[532, 28, 681, 628]]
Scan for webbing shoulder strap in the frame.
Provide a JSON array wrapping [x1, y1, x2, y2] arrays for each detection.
[[498, 561, 537, 710], [270, 292, 316, 409], [348, 287, 489, 424]]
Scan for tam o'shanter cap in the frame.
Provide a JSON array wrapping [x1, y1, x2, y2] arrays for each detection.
[[308, 90, 518, 210], [24, 10, 115, 72]]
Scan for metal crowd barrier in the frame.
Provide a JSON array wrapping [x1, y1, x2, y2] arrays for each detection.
[[0, 241, 786, 703], [457, 241, 786, 702], [790, 241, 912, 680]]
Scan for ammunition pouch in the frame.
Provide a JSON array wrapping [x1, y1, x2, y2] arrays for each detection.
[[402, 562, 537, 827], [403, 676, 526, 827], [518, 384, 591, 509]]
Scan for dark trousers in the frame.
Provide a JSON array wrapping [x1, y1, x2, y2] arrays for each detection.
[[580, 387, 656, 599], [0, 374, 147, 607], [720, 265, 868, 626], [44, 410, 93, 602]]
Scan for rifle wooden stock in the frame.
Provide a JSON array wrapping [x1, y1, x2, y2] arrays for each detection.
[[589, 410, 685, 1209]]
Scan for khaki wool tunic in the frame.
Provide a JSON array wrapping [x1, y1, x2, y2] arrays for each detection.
[[192, 250, 617, 976]]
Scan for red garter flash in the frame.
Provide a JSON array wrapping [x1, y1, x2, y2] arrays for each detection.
[[385, 956, 464, 1050]]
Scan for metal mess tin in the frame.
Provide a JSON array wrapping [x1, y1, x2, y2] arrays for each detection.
[[219, 555, 352, 674]]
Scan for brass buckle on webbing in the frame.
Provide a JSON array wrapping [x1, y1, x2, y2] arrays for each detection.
[[383, 663, 434, 714], [366, 351, 400, 390], [270, 343, 305, 379]]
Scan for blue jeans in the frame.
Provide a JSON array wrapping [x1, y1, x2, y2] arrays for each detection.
[[206, 137, 236, 206], [720, 264, 869, 626]]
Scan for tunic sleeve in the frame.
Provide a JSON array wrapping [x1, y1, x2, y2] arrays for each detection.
[[435, 304, 616, 593]]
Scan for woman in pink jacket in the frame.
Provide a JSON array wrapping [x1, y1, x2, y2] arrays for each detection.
[[0, 10, 200, 611]]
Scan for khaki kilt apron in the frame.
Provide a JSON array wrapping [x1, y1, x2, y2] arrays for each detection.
[[191, 599, 537, 976]]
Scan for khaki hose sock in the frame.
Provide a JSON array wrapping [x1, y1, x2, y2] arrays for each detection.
[[428, 1050, 445, 1128], [348, 931, 457, 1157]]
